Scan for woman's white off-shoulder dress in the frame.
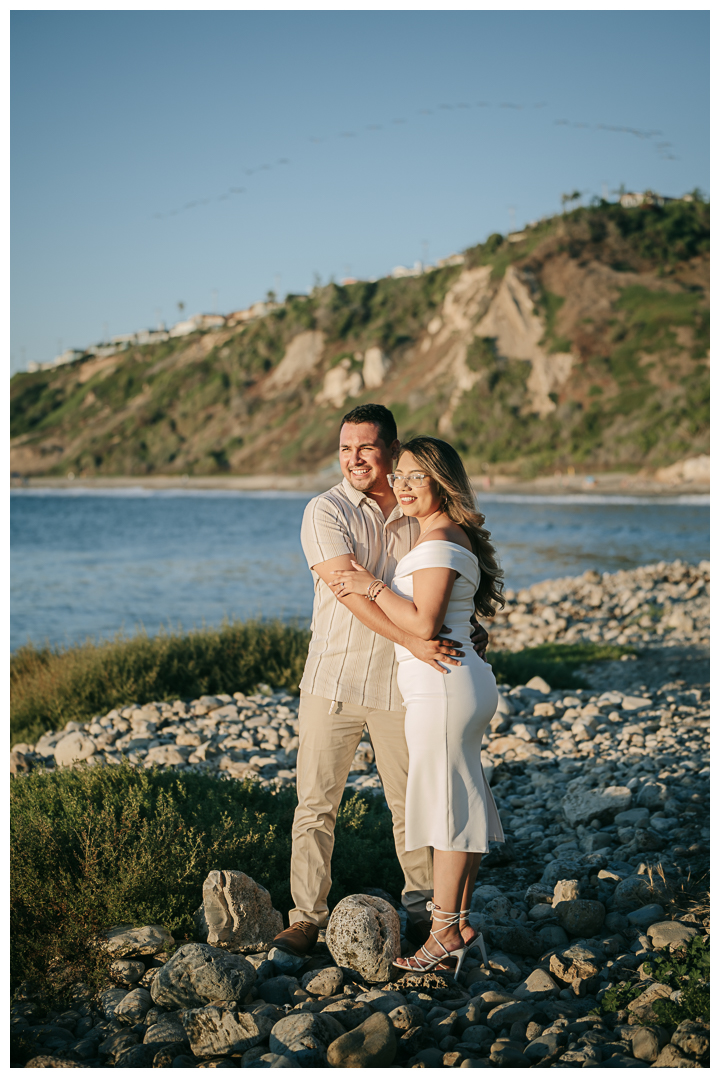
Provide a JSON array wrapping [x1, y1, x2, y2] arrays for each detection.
[[392, 540, 504, 853]]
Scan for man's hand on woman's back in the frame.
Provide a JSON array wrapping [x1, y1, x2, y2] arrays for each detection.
[[470, 616, 490, 661]]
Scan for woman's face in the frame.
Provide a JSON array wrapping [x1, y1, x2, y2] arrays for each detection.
[[393, 451, 443, 518]]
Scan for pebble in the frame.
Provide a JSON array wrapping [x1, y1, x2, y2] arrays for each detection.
[[326, 1010, 397, 1067]]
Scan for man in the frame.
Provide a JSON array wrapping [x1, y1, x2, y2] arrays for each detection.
[[272, 403, 488, 956]]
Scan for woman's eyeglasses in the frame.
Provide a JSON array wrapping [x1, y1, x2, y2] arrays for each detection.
[[387, 473, 430, 489]]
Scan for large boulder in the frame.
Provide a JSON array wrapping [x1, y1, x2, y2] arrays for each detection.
[[486, 1000, 536, 1031], [326, 894, 401, 985], [53, 732, 96, 767], [99, 988, 130, 1019], [269, 1012, 346, 1067], [636, 782, 668, 809], [627, 982, 673, 1024], [302, 966, 344, 997], [646, 921, 698, 949], [541, 859, 587, 887], [256, 975, 299, 1006], [562, 786, 632, 827], [553, 899, 606, 938], [321, 1001, 374, 1031], [151, 943, 256, 1009], [143, 1015, 188, 1047], [99, 924, 174, 959], [513, 969, 561, 1000], [195, 871, 283, 954], [326, 1011, 397, 1068], [113, 987, 153, 1024], [671, 1020, 710, 1063], [181, 1005, 274, 1057], [612, 875, 671, 913], [548, 945, 605, 984]]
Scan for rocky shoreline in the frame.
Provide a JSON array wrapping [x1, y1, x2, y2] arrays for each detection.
[[11, 560, 710, 1067]]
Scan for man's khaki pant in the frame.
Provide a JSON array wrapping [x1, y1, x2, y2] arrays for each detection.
[[289, 691, 434, 927]]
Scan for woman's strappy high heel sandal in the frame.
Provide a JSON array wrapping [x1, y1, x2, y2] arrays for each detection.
[[459, 907, 477, 945], [393, 901, 469, 978], [437, 908, 490, 971], [460, 908, 489, 966]]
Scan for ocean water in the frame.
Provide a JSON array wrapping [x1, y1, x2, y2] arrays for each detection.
[[11, 488, 709, 653]]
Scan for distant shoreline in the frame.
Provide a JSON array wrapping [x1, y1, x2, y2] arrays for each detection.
[[10, 470, 709, 498]]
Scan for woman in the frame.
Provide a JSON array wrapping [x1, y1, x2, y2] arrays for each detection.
[[329, 436, 504, 977]]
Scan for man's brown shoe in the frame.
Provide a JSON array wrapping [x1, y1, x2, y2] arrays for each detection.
[[271, 921, 320, 957]]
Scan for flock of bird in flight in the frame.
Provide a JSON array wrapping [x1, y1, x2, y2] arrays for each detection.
[[153, 99, 677, 220]]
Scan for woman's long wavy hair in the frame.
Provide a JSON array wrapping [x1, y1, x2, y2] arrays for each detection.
[[398, 436, 504, 618]]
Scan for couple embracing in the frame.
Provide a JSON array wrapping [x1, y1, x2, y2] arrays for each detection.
[[272, 404, 505, 977]]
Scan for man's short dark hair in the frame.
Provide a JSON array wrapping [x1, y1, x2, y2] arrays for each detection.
[[340, 403, 397, 448]]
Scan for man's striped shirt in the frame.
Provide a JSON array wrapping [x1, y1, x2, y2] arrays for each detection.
[[299, 477, 419, 710]]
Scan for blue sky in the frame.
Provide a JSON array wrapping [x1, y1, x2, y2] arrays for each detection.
[[11, 9, 709, 373]]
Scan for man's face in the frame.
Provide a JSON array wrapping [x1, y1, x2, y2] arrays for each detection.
[[339, 422, 397, 494]]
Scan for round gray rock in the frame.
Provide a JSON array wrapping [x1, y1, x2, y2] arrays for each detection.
[[100, 923, 174, 958], [647, 921, 698, 949], [301, 966, 344, 997], [181, 1006, 275, 1058], [554, 899, 606, 938], [99, 988, 130, 1019], [486, 1001, 536, 1031], [561, 786, 632, 827], [269, 1012, 346, 1067], [326, 894, 401, 985], [626, 904, 666, 930], [388, 1004, 425, 1032], [151, 943, 256, 1009], [612, 875, 671, 912], [326, 1010, 397, 1068], [114, 987, 153, 1024], [321, 1001, 373, 1031], [53, 732, 96, 767], [143, 1015, 188, 1046], [536, 924, 570, 950], [513, 969, 561, 1000], [541, 858, 587, 886]]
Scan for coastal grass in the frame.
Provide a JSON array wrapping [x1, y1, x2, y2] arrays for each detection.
[[11, 623, 630, 747], [488, 641, 631, 691], [10, 620, 312, 747], [10, 763, 402, 999]]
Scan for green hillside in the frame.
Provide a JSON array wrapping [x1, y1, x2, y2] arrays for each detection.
[[11, 197, 709, 480]]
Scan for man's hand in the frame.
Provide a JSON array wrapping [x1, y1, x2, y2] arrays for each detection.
[[407, 628, 465, 673], [470, 616, 490, 661]]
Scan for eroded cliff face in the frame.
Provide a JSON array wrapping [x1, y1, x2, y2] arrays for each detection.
[[10, 206, 709, 478]]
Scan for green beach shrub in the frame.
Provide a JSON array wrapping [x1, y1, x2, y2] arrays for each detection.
[[596, 936, 710, 1026], [10, 764, 402, 997], [488, 642, 628, 690]]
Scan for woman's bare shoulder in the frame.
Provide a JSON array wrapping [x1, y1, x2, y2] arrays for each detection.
[[417, 523, 473, 552]]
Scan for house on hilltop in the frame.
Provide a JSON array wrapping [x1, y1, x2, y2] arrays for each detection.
[[169, 313, 226, 337], [618, 190, 696, 209]]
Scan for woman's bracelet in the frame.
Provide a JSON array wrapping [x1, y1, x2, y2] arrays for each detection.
[[366, 579, 387, 602]]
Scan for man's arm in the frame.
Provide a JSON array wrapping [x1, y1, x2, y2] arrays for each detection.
[[312, 554, 463, 673]]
